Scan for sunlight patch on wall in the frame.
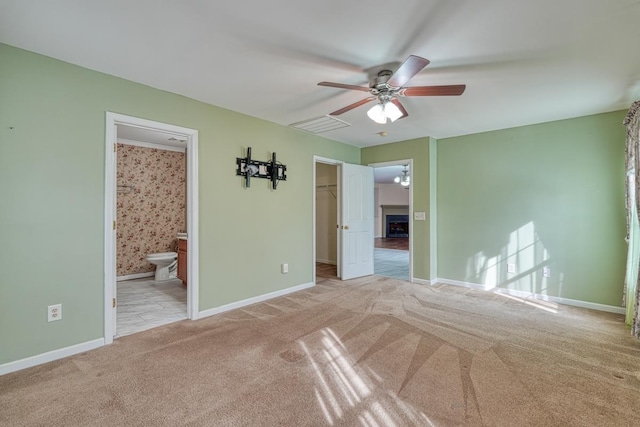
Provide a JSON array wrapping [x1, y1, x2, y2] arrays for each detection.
[[467, 221, 553, 295]]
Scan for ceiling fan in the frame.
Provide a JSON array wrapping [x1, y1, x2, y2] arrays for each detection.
[[318, 55, 466, 124]]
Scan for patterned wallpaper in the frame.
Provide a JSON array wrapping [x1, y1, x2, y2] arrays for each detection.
[[116, 143, 186, 277]]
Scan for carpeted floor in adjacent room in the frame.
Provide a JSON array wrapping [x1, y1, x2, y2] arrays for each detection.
[[2, 272, 640, 426]]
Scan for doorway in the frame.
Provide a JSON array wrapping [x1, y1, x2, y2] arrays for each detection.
[[314, 158, 340, 281], [114, 127, 187, 337], [370, 160, 413, 281], [313, 156, 375, 283], [104, 113, 199, 345]]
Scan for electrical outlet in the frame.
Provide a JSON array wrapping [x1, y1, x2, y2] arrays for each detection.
[[281, 263, 288, 274], [543, 267, 551, 278], [507, 263, 516, 273], [48, 304, 62, 322]]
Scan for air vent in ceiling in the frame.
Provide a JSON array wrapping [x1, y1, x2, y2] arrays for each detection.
[[289, 115, 350, 134]]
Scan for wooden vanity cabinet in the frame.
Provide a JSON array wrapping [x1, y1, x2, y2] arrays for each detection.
[[177, 239, 187, 286]]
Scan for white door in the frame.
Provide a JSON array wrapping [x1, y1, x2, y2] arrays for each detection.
[[340, 163, 374, 280]]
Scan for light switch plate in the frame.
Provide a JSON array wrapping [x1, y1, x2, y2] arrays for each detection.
[[414, 212, 426, 221]]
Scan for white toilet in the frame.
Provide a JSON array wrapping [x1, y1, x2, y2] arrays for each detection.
[[146, 252, 178, 281]]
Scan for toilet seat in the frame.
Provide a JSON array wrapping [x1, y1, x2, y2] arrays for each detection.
[[147, 252, 177, 260]]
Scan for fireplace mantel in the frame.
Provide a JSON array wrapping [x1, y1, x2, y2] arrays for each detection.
[[380, 204, 409, 210]]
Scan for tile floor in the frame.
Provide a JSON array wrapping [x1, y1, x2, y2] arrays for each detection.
[[374, 248, 409, 281], [316, 249, 409, 281], [116, 278, 187, 338], [374, 237, 409, 251]]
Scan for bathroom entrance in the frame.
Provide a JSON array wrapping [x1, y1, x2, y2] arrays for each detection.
[[104, 113, 199, 344]]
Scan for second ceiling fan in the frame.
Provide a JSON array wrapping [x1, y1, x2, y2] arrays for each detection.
[[318, 55, 466, 124]]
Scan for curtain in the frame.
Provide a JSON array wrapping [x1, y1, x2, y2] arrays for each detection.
[[625, 174, 639, 327], [624, 100, 640, 338]]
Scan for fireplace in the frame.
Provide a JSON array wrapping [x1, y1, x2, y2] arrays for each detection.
[[386, 214, 409, 238]]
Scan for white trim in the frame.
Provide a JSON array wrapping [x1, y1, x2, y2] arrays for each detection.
[[367, 159, 413, 168], [104, 117, 117, 344], [433, 278, 625, 314], [316, 259, 337, 265], [117, 138, 186, 153], [0, 338, 104, 376], [368, 159, 414, 282], [105, 112, 200, 345], [199, 282, 314, 319], [187, 129, 200, 320], [434, 278, 488, 291], [314, 155, 345, 165], [411, 277, 431, 285], [116, 272, 154, 282]]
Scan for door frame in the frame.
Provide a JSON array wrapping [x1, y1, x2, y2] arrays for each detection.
[[368, 159, 414, 282], [104, 112, 200, 344], [313, 156, 343, 282]]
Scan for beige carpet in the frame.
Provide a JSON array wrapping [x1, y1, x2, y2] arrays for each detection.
[[2, 274, 640, 426]]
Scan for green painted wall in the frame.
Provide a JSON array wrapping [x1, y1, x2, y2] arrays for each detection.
[[0, 44, 359, 364], [361, 138, 432, 281], [437, 111, 626, 306], [0, 41, 627, 367]]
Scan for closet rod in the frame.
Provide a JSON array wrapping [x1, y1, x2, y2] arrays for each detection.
[[316, 183, 337, 199]]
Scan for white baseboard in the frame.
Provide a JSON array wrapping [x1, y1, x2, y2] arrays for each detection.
[[0, 338, 105, 376], [412, 278, 431, 285], [199, 281, 315, 319], [434, 278, 487, 291], [117, 272, 154, 282], [433, 277, 625, 314], [316, 259, 337, 265]]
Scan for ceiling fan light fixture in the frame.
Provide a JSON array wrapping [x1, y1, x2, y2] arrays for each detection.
[[318, 55, 466, 126], [367, 103, 386, 124], [384, 101, 403, 122]]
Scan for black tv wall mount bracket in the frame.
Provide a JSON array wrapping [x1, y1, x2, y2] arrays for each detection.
[[236, 147, 287, 190]]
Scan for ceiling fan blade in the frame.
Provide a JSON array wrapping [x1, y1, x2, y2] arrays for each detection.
[[390, 99, 409, 120], [387, 55, 430, 88], [318, 81, 371, 92], [329, 96, 377, 116], [399, 85, 466, 96]]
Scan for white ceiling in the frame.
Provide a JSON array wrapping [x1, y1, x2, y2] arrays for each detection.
[[2, 0, 639, 147], [374, 165, 409, 184]]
